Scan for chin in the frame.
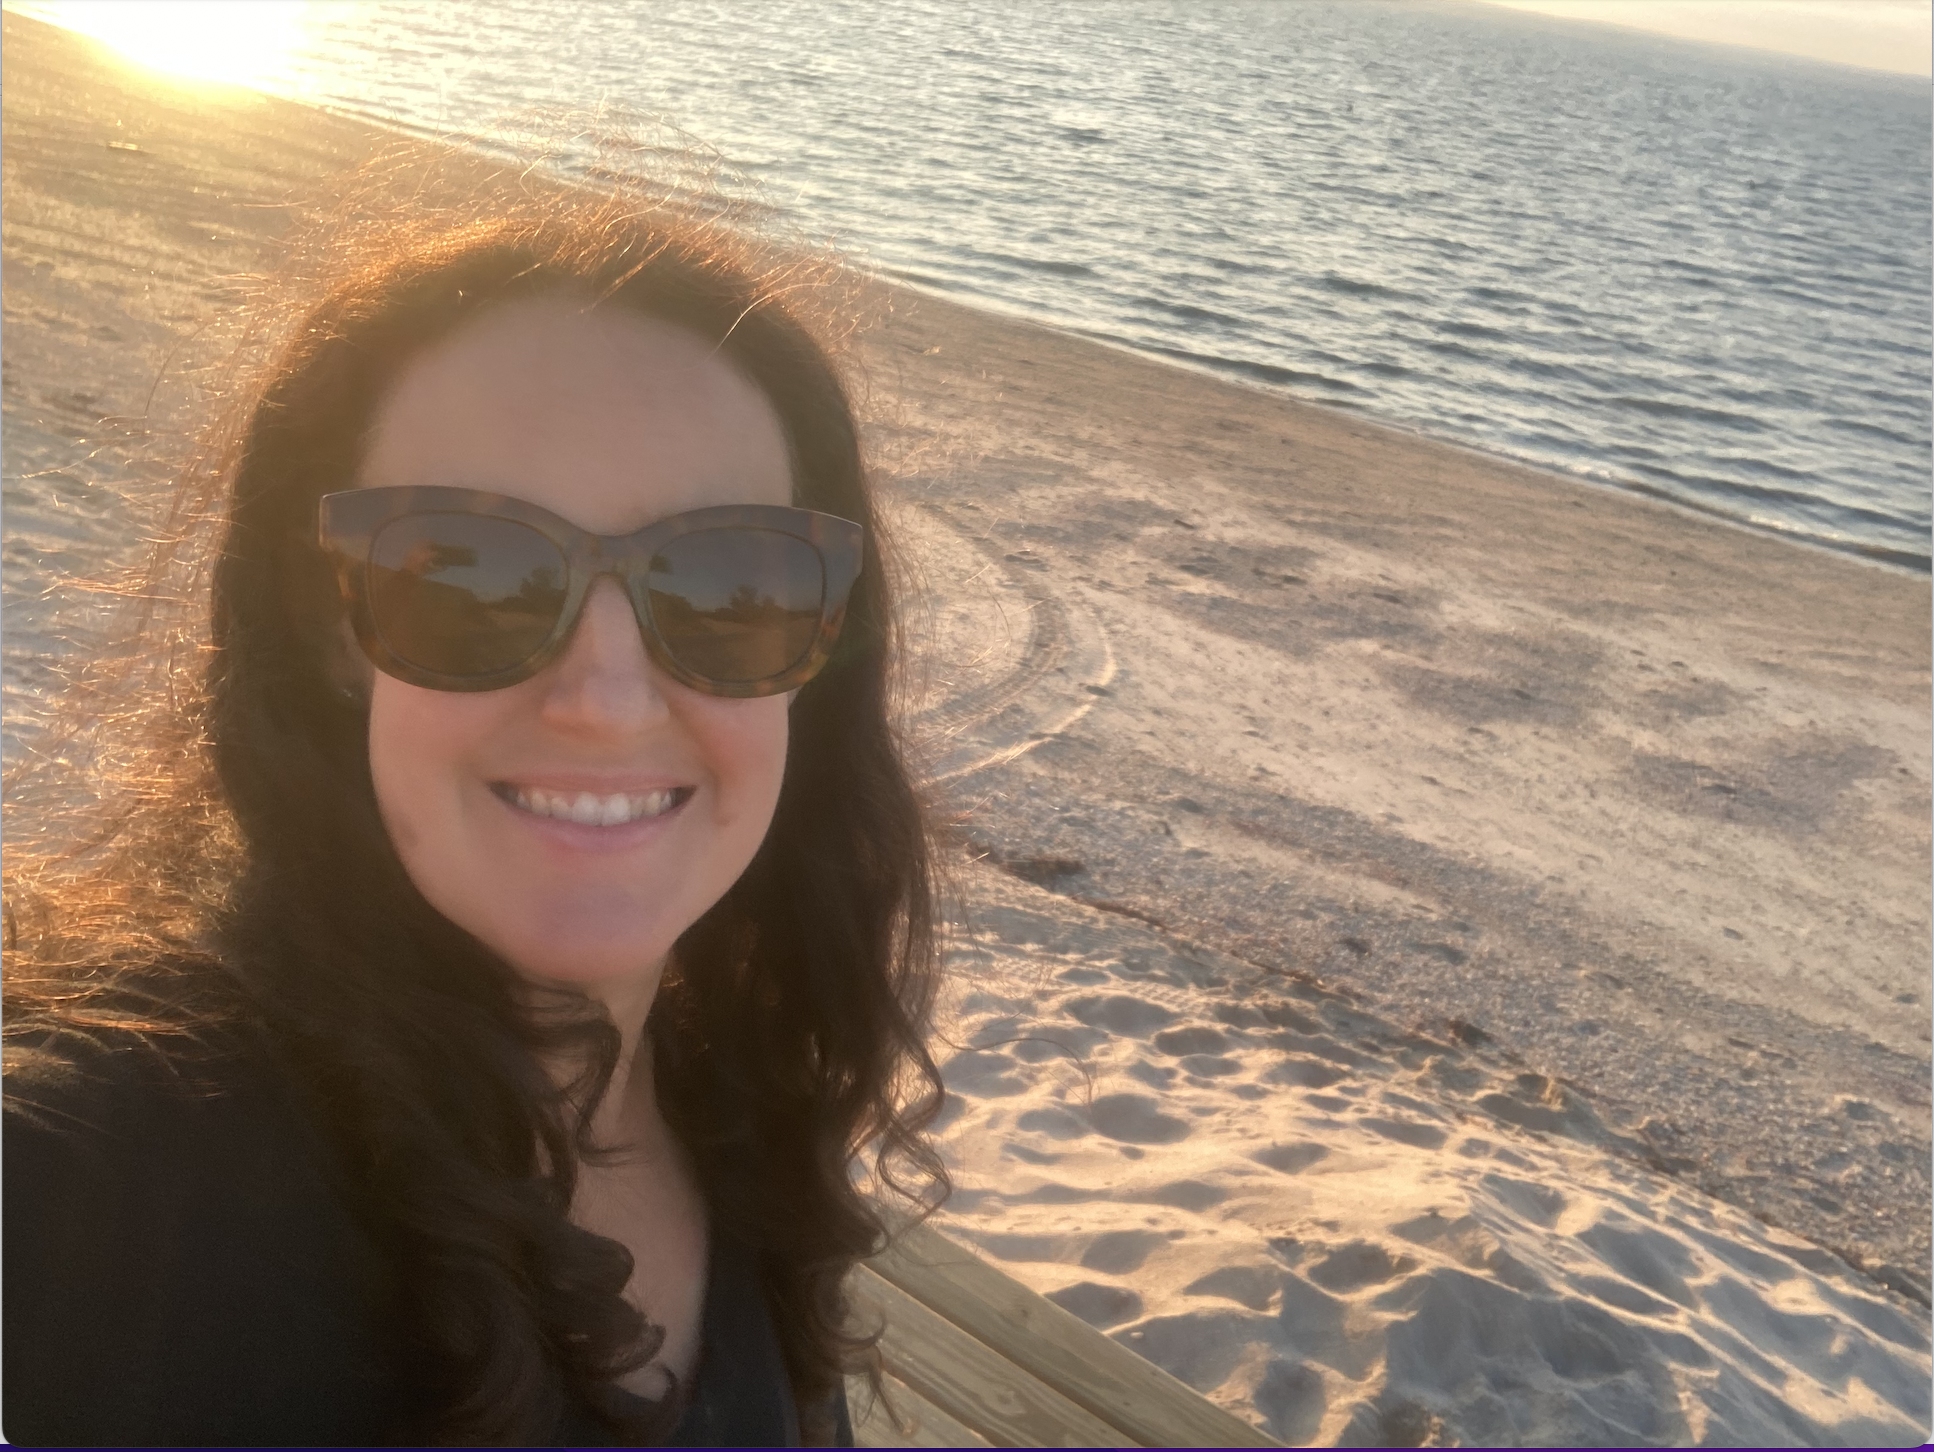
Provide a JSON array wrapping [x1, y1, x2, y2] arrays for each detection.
[[504, 938, 677, 993]]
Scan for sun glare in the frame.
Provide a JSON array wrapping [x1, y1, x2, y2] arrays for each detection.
[[33, 1, 306, 89]]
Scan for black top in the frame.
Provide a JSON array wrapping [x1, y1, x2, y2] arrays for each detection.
[[3, 1032, 849, 1448]]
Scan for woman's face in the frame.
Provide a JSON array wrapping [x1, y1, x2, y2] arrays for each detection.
[[356, 297, 793, 1003]]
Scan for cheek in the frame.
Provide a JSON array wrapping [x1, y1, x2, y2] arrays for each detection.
[[365, 676, 489, 850], [700, 696, 791, 817]]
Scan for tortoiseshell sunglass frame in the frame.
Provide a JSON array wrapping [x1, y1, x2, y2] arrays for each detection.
[[316, 486, 864, 698]]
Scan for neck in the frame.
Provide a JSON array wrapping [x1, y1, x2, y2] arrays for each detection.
[[549, 959, 670, 1149]]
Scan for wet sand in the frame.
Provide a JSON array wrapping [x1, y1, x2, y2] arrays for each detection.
[[5, 12, 1929, 1444]]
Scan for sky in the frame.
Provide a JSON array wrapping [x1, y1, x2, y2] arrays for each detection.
[[1480, 0, 1933, 77]]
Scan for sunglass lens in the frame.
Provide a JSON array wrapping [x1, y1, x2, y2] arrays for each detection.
[[369, 513, 568, 678], [645, 528, 825, 684]]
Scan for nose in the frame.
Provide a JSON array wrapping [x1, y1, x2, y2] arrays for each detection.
[[536, 578, 671, 734]]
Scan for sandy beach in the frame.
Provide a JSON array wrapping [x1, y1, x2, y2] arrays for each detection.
[[5, 12, 1928, 1444]]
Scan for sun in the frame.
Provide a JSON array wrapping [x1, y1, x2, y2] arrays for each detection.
[[27, 1, 307, 90]]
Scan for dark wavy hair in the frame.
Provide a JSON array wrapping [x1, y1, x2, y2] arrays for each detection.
[[3, 139, 947, 1445]]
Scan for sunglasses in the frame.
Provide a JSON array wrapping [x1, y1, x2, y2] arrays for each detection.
[[317, 487, 863, 697]]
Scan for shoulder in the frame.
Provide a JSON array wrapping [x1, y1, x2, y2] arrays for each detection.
[[5, 1022, 321, 1211], [8, 1021, 246, 1136], [4, 1024, 408, 1446]]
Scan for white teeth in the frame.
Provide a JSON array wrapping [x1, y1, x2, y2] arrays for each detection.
[[510, 786, 682, 826]]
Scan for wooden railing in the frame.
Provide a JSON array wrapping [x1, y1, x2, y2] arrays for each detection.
[[846, 1218, 1284, 1448]]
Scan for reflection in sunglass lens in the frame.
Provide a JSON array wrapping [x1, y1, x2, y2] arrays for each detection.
[[644, 528, 825, 683], [369, 513, 568, 677]]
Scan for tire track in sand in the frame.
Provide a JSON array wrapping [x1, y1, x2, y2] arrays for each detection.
[[895, 500, 1114, 785]]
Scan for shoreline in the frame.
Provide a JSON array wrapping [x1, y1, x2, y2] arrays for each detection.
[[6, 13, 1929, 1442], [902, 274, 1934, 578]]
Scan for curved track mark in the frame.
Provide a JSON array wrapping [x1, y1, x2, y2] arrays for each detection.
[[899, 504, 1115, 786]]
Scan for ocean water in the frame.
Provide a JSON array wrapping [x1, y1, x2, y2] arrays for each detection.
[[23, 0, 1934, 566]]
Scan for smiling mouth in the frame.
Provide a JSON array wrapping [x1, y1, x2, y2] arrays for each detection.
[[492, 783, 694, 827]]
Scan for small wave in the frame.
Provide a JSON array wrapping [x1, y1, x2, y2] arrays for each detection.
[[1502, 355, 1597, 386], [1141, 343, 1368, 394], [1763, 283, 1844, 311], [1816, 267, 1898, 289], [1316, 271, 1414, 300], [1824, 417, 1925, 448], [1626, 463, 1923, 536], [929, 247, 1100, 286], [1862, 335, 1930, 358], [885, 267, 955, 290], [1467, 285, 1536, 307], [1005, 254, 1099, 279], [1854, 384, 1930, 410], [1600, 441, 1666, 462], [1435, 318, 1514, 342], [1631, 486, 1932, 570], [1204, 255, 1280, 278], [1655, 256, 1731, 281], [1607, 396, 1769, 432], [1467, 443, 1930, 571], [1629, 481, 1933, 569], [1132, 296, 1248, 330], [1731, 455, 1817, 484], [1846, 541, 1933, 572], [1715, 382, 1816, 410]]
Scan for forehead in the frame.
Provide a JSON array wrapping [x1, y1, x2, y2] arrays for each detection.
[[356, 296, 793, 534]]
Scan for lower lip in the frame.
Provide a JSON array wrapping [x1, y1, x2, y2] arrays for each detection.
[[492, 787, 692, 852]]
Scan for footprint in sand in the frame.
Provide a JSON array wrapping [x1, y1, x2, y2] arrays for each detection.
[[1265, 1057, 1347, 1089], [1177, 1052, 1242, 1077], [1066, 992, 1178, 1037], [1118, 1311, 1268, 1396], [1046, 1280, 1144, 1327], [1305, 1241, 1420, 1294], [1184, 1264, 1282, 1312], [1574, 1221, 1699, 1307], [1252, 1142, 1331, 1174], [1248, 1362, 1327, 1447], [1128, 1180, 1228, 1212], [1480, 1171, 1572, 1229], [1275, 1275, 1385, 1382], [1089, 1092, 1193, 1144], [940, 1047, 1028, 1097], [1151, 1024, 1229, 1055], [1014, 1105, 1088, 1140], [1080, 1228, 1167, 1275], [1001, 1142, 1061, 1166], [1359, 1115, 1449, 1150]]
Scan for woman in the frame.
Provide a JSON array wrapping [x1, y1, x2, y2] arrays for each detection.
[[4, 152, 946, 1446]]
